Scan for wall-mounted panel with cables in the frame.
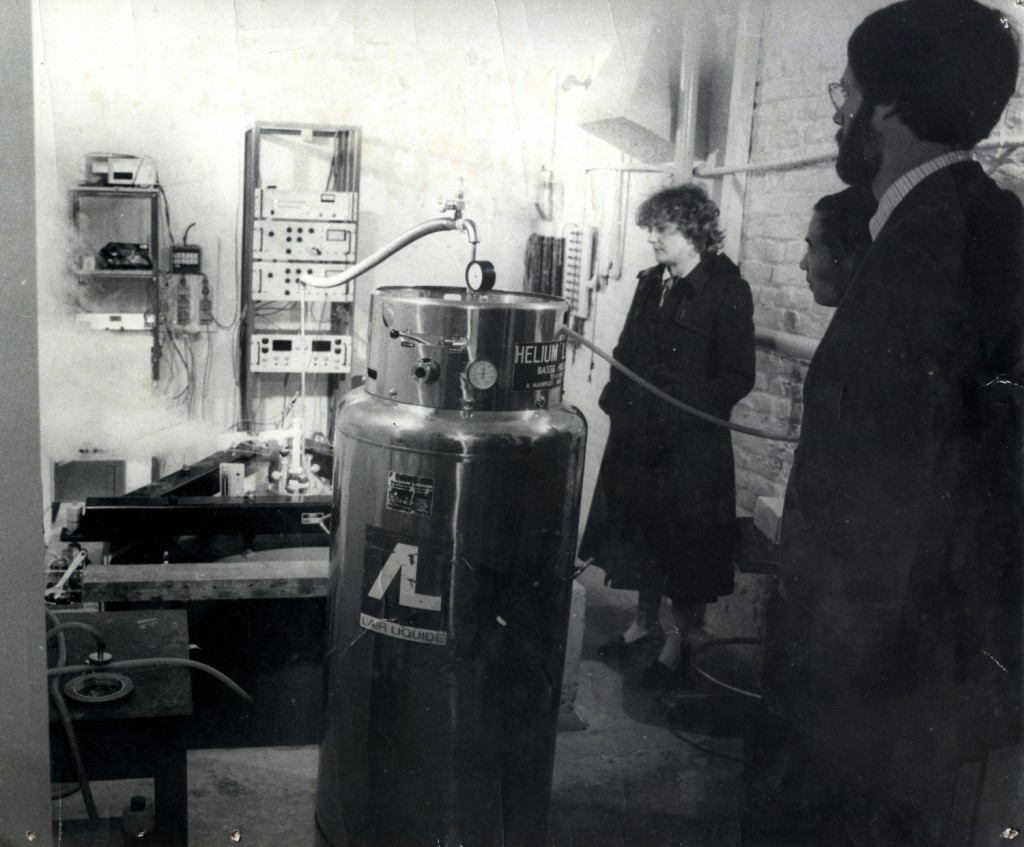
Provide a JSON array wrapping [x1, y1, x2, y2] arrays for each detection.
[[240, 122, 361, 435]]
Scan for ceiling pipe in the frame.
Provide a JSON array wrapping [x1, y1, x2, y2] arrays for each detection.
[[673, 12, 701, 183], [754, 325, 820, 361]]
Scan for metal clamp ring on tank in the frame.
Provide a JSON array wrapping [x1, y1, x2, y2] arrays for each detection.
[[366, 284, 571, 412]]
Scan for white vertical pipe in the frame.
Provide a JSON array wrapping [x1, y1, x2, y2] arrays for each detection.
[[716, 0, 765, 260], [674, 11, 702, 184]]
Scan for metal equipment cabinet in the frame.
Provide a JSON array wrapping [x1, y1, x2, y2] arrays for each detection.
[[239, 122, 362, 435], [69, 185, 163, 380]]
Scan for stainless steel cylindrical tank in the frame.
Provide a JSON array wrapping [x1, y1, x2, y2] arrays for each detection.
[[315, 286, 587, 847]]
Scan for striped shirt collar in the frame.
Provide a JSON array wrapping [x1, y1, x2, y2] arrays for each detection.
[[869, 151, 973, 239]]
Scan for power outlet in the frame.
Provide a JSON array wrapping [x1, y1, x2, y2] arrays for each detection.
[[176, 278, 192, 326], [199, 279, 213, 325], [168, 275, 213, 332]]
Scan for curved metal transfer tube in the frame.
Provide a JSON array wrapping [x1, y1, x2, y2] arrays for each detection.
[[300, 216, 479, 290]]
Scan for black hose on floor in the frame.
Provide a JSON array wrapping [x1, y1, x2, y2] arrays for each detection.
[[46, 610, 99, 821]]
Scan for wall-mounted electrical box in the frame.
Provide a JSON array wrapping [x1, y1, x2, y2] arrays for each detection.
[[171, 244, 202, 273], [169, 276, 213, 331], [562, 223, 597, 319]]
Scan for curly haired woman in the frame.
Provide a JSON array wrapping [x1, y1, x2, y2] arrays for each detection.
[[579, 183, 755, 689]]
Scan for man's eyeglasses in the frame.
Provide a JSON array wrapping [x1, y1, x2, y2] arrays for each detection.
[[828, 82, 847, 111]]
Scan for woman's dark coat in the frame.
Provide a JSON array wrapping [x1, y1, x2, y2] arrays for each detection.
[[578, 254, 755, 594]]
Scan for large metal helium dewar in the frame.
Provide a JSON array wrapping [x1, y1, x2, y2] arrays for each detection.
[[315, 287, 587, 847]]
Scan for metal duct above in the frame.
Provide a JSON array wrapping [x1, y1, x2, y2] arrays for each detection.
[[576, 22, 681, 163]]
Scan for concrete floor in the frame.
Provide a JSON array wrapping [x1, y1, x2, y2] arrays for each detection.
[[53, 565, 752, 846]]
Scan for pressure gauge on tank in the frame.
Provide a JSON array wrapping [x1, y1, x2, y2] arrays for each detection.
[[465, 260, 496, 293], [466, 359, 498, 390]]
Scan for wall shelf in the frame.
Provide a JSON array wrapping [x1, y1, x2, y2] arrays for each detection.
[[69, 185, 162, 379]]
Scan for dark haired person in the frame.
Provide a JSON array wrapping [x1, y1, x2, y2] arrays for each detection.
[[760, 1, 1024, 843], [579, 184, 754, 690], [799, 187, 876, 307], [741, 186, 876, 845]]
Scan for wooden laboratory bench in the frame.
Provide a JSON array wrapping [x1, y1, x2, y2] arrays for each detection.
[[81, 549, 329, 603], [47, 497, 331, 606], [72, 548, 331, 752]]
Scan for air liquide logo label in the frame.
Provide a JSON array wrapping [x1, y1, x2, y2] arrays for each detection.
[[511, 339, 566, 391], [360, 527, 447, 646]]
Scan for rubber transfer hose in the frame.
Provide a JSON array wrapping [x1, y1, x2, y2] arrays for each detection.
[[49, 658, 253, 703], [46, 611, 99, 820], [46, 621, 106, 656], [560, 325, 800, 443]]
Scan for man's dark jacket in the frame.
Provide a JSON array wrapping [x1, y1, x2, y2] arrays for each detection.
[[771, 161, 1024, 828]]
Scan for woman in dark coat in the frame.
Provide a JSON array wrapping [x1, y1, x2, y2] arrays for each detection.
[[578, 183, 755, 688]]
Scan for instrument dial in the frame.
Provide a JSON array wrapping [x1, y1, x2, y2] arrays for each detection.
[[465, 260, 496, 293], [466, 359, 498, 390]]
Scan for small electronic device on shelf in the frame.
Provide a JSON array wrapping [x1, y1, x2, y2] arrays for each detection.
[[99, 242, 153, 270]]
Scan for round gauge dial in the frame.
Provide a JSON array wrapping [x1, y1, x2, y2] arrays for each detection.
[[465, 260, 496, 293], [466, 359, 498, 390]]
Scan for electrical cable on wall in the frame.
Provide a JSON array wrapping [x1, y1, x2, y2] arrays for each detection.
[[587, 293, 599, 383], [162, 317, 194, 407], [156, 182, 175, 247], [163, 222, 233, 421], [202, 330, 215, 421], [187, 338, 198, 416], [299, 277, 308, 423], [232, 305, 249, 430], [198, 272, 232, 330]]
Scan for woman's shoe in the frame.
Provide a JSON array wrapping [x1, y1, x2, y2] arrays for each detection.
[[639, 660, 680, 690], [598, 631, 656, 658]]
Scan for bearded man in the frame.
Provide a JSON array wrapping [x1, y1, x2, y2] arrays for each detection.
[[749, 2, 1024, 845]]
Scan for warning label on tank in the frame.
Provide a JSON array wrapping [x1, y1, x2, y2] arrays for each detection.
[[511, 339, 566, 391], [386, 471, 434, 516], [360, 526, 447, 646]]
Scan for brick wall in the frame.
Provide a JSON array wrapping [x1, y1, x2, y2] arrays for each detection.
[[733, 0, 1024, 514], [569, 0, 1024, 535], [730, 0, 879, 512]]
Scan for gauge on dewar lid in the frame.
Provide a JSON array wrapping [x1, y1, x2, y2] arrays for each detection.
[[466, 359, 498, 389], [465, 260, 496, 293]]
